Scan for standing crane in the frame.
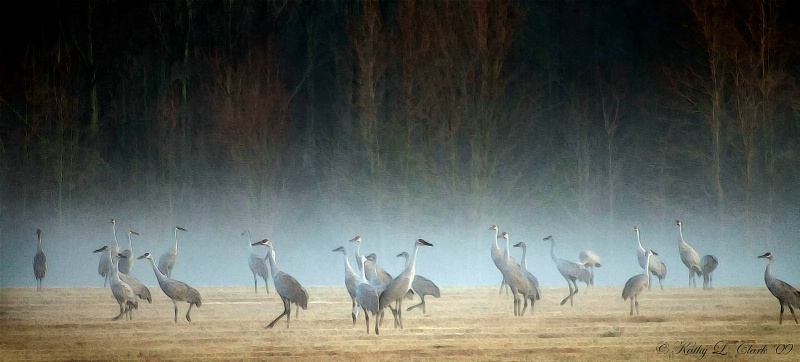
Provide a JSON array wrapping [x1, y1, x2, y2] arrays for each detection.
[[498, 232, 534, 316], [243, 230, 269, 294], [95, 246, 152, 303], [676, 220, 702, 287], [158, 226, 187, 277], [700, 254, 718, 289], [355, 255, 380, 334], [349, 235, 364, 271], [397, 251, 440, 314], [33, 229, 47, 291], [251, 239, 309, 329], [544, 235, 591, 306], [512, 241, 542, 314], [633, 226, 667, 290], [95, 246, 137, 320], [378, 238, 433, 332], [490, 224, 512, 295], [138, 252, 201, 323], [118, 230, 139, 275], [579, 250, 601, 286], [622, 250, 656, 316], [758, 252, 800, 324], [333, 245, 359, 325]]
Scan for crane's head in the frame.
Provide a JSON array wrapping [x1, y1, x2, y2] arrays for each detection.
[[117, 253, 127, 259], [129, 230, 139, 236], [758, 252, 773, 260], [175, 226, 187, 232], [513, 242, 524, 248], [416, 238, 433, 247], [633, 225, 639, 232], [543, 235, 554, 241], [93, 246, 108, 253], [332, 246, 345, 253], [675, 220, 682, 227], [36, 229, 42, 239], [498, 232, 509, 240], [137, 252, 153, 260], [366, 253, 377, 262], [648, 249, 659, 256], [349, 235, 362, 243], [110, 218, 116, 225], [490, 224, 498, 231], [252, 238, 271, 248], [396, 251, 409, 258]]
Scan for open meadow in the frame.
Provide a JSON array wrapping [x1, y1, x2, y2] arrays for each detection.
[[1, 285, 798, 360]]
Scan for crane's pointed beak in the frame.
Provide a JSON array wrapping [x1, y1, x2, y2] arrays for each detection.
[[93, 246, 106, 253]]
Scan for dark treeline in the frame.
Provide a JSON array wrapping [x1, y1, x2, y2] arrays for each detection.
[[1, 0, 799, 274]]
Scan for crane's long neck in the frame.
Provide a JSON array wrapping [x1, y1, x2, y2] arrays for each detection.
[[550, 238, 558, 263], [401, 254, 410, 268], [636, 230, 644, 251], [112, 223, 119, 251], [341, 249, 355, 274], [678, 224, 685, 243], [408, 244, 420, 275], [493, 229, 499, 249], [644, 252, 652, 274], [520, 244, 528, 270], [764, 259, 773, 282], [172, 229, 179, 253], [266, 246, 281, 278], [504, 235, 511, 261], [37, 234, 44, 252], [127, 234, 133, 251], [109, 252, 122, 282], [359, 258, 369, 283], [147, 256, 168, 283]]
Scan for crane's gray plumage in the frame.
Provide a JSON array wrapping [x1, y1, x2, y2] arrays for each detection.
[[579, 250, 601, 286], [365, 253, 393, 287], [33, 229, 47, 291], [139, 252, 201, 323], [378, 238, 433, 333], [252, 239, 309, 329], [158, 226, 187, 278], [758, 252, 800, 324], [355, 255, 380, 334], [490, 224, 512, 295], [512, 241, 541, 314], [118, 230, 139, 275], [95, 246, 138, 320], [98, 219, 120, 288], [622, 250, 656, 316], [676, 220, 702, 287], [243, 230, 269, 294], [334, 245, 360, 325], [545, 235, 591, 307], [701, 254, 718, 289], [634, 226, 667, 290], [397, 251, 440, 314], [497, 232, 534, 316], [96, 245, 152, 303]]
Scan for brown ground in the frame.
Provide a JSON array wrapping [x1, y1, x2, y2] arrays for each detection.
[[1, 285, 798, 360]]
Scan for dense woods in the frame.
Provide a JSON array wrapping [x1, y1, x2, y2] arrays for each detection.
[[1, 0, 798, 255]]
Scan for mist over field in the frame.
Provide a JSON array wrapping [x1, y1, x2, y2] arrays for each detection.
[[1, 1, 799, 290]]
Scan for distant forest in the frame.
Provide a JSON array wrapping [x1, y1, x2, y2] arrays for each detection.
[[2, 0, 798, 243]]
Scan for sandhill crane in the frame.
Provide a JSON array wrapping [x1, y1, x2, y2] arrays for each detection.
[[333, 245, 359, 325], [498, 232, 534, 316], [94, 246, 137, 320], [397, 251, 440, 314], [365, 253, 393, 287], [138, 252, 201, 323], [355, 255, 380, 334], [622, 250, 656, 315], [512, 241, 541, 314], [579, 250, 601, 286], [758, 252, 800, 324], [676, 220, 702, 287], [350, 235, 364, 271], [378, 238, 433, 332], [33, 229, 47, 291], [544, 235, 591, 306], [490, 224, 512, 295], [633, 226, 667, 290], [95, 246, 153, 304], [158, 226, 187, 277], [701, 254, 718, 289], [251, 239, 309, 329], [97, 219, 119, 287], [118, 230, 139, 275], [243, 230, 269, 294]]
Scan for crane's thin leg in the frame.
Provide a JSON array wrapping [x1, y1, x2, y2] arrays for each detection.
[[253, 273, 258, 294], [264, 276, 270, 295], [635, 298, 640, 315], [362, 307, 370, 334], [788, 304, 798, 324], [351, 299, 357, 325], [294, 304, 299, 319], [375, 310, 381, 335], [778, 302, 785, 324], [113, 303, 125, 321], [186, 303, 194, 322], [266, 297, 290, 329], [521, 297, 528, 317], [173, 300, 179, 323]]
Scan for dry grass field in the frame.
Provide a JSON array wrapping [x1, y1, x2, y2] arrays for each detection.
[[1, 285, 798, 360]]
